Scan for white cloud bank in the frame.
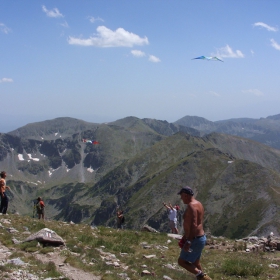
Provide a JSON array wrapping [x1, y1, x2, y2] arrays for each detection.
[[0, 23, 11, 34], [242, 89, 264, 96], [42, 5, 64, 18], [68, 26, 149, 47], [214, 44, 244, 58], [149, 55, 161, 63], [271, 39, 280, 51], [0, 78, 13, 83], [253, 22, 278, 32]]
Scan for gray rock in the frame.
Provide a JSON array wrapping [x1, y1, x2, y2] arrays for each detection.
[[24, 228, 65, 246]]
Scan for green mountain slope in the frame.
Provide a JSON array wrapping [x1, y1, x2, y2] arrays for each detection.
[[2, 117, 280, 239], [36, 132, 280, 239]]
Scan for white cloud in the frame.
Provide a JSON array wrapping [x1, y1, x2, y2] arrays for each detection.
[[60, 21, 69, 28], [253, 22, 278, 32], [68, 26, 149, 47], [213, 44, 244, 58], [88, 16, 104, 23], [0, 78, 13, 83], [42, 5, 64, 18], [242, 89, 264, 96], [131, 50, 146, 57], [270, 39, 280, 51], [149, 55, 161, 63], [0, 23, 11, 34]]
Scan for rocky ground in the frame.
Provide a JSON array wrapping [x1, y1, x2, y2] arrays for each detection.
[[0, 215, 101, 280], [0, 241, 101, 280], [1, 215, 280, 280]]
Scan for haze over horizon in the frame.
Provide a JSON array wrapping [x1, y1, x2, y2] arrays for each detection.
[[1, 1, 280, 132]]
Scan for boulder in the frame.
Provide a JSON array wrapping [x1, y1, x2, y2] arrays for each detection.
[[141, 224, 159, 233], [24, 228, 65, 246]]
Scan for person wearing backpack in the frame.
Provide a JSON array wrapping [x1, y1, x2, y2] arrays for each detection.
[[36, 197, 45, 220], [117, 210, 124, 229]]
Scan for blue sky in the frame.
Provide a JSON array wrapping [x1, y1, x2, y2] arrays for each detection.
[[1, 0, 280, 132]]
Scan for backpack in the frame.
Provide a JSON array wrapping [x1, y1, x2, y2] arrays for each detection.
[[36, 202, 42, 211], [36, 201, 44, 211]]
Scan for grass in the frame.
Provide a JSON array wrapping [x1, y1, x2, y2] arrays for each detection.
[[0, 214, 280, 279], [222, 255, 264, 277]]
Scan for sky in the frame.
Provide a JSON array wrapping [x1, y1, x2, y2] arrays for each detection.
[[1, 0, 280, 132]]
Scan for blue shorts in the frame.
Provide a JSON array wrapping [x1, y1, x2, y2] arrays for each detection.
[[179, 235, 206, 263]]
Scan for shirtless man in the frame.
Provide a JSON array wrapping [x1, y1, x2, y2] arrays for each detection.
[[0, 171, 10, 214], [177, 186, 211, 280]]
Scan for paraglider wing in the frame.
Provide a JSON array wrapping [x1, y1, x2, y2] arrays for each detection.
[[192, 56, 207, 60], [192, 55, 223, 62], [211, 56, 224, 62], [82, 139, 100, 145]]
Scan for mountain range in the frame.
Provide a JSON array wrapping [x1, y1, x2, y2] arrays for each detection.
[[1, 114, 280, 239], [175, 113, 280, 149]]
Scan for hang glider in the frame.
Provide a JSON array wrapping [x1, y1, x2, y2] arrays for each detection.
[[192, 56, 223, 62], [82, 139, 100, 145]]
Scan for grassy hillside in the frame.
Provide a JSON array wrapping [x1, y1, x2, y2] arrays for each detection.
[[0, 214, 280, 280]]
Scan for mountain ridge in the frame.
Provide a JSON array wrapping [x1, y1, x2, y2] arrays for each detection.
[[1, 115, 280, 238], [175, 113, 280, 149]]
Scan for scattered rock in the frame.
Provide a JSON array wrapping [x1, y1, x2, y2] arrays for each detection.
[[167, 233, 182, 240], [143, 254, 157, 259], [141, 224, 159, 233], [141, 269, 152, 276], [163, 275, 173, 280], [269, 263, 279, 268]]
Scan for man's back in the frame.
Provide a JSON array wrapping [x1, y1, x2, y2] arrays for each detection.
[[184, 198, 204, 238]]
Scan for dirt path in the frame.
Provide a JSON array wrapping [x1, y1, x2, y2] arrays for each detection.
[[35, 251, 101, 280]]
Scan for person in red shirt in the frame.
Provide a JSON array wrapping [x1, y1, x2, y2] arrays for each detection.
[[36, 197, 45, 220]]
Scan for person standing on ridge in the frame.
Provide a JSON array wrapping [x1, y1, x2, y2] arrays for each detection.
[[0, 171, 11, 215], [163, 202, 179, 234], [177, 186, 212, 280], [117, 209, 124, 229], [36, 197, 45, 220]]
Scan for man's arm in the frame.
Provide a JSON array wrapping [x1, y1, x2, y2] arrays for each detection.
[[163, 202, 171, 210], [169, 203, 174, 210]]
